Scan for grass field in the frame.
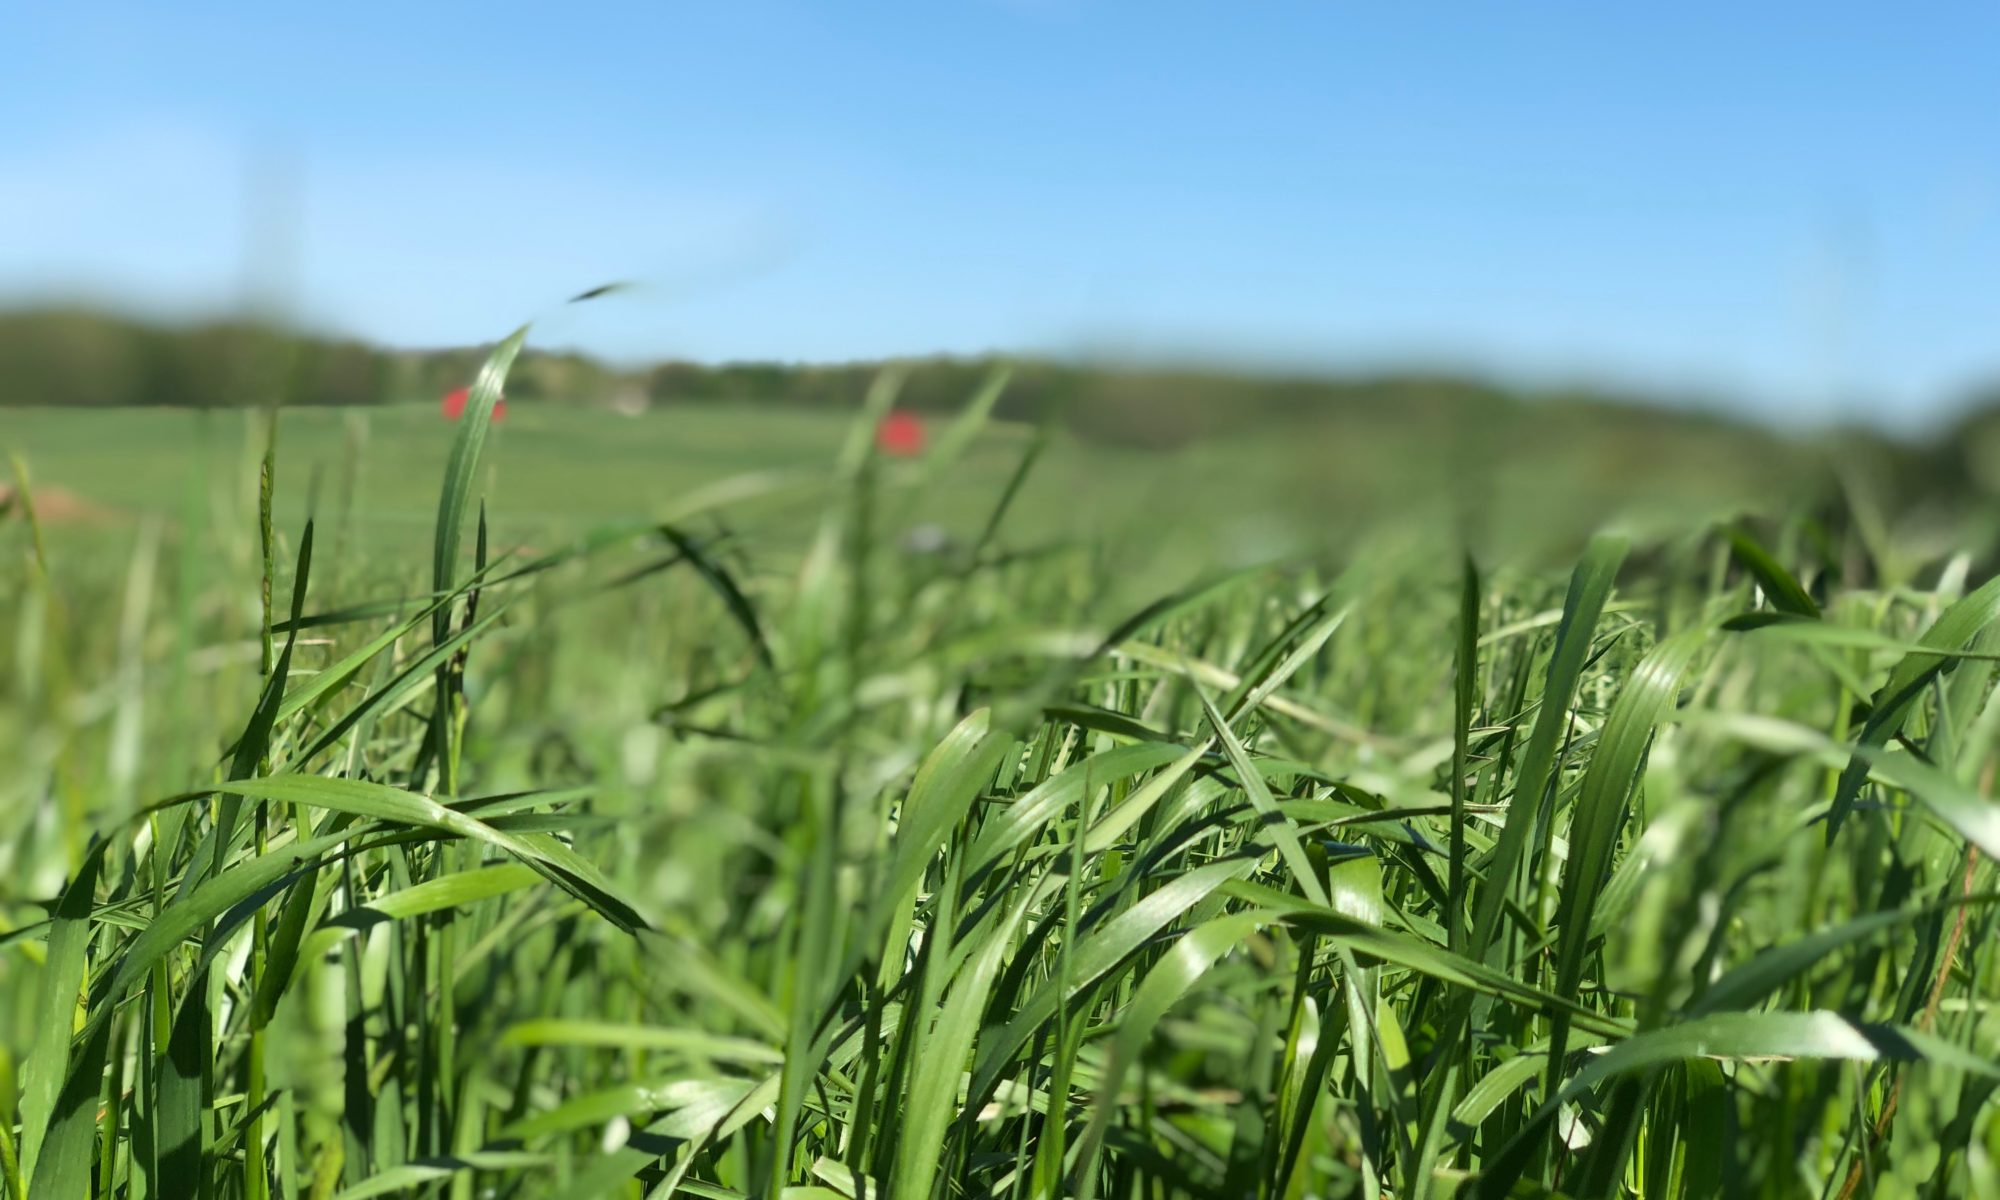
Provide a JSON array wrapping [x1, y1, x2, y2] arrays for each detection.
[[2, 400, 1349, 615], [4, 348, 1999, 1199], [0, 385, 1813, 571]]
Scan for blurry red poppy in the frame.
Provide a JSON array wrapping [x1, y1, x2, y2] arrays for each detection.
[[877, 409, 925, 456], [443, 386, 507, 422]]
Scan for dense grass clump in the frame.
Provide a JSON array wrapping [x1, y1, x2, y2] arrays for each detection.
[[3, 332, 1999, 1199]]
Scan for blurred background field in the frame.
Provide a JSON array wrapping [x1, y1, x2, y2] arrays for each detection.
[[0, 310, 1921, 568]]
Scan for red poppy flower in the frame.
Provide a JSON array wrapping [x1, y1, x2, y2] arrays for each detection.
[[876, 409, 925, 456], [443, 386, 507, 422]]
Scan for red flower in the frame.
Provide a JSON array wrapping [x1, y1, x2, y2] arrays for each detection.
[[876, 409, 925, 456], [442, 386, 507, 422]]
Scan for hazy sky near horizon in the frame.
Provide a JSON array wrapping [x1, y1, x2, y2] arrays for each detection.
[[6, 2, 1999, 423]]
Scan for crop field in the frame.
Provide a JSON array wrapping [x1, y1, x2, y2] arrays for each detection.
[[3, 341, 1999, 1199]]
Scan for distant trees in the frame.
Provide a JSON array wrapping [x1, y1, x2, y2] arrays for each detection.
[[0, 309, 149, 407], [0, 309, 377, 408], [8, 305, 1993, 483], [0, 308, 1526, 441]]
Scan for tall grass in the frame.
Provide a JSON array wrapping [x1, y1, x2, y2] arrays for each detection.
[[3, 328, 1998, 1199]]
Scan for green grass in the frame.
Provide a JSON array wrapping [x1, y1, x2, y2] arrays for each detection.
[[0, 384, 1810, 571], [3, 343, 1999, 1199]]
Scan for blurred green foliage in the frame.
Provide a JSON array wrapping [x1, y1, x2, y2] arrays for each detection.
[[7, 304, 1988, 473]]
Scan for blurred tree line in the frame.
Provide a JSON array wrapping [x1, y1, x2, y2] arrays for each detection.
[[0, 306, 1990, 481], [0, 308, 1575, 436]]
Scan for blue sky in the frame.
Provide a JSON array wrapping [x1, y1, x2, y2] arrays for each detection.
[[5, 2, 1999, 423]]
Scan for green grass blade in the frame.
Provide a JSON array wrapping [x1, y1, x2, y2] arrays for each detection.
[[1691, 894, 2000, 1016], [431, 324, 529, 616], [16, 849, 102, 1181], [210, 775, 652, 932], [1827, 572, 2000, 839], [1726, 524, 1820, 618], [1197, 689, 1330, 908], [329, 1152, 551, 1200], [499, 1021, 782, 1065], [1071, 913, 1267, 1199], [1544, 629, 1707, 1072], [1477, 1012, 2000, 1197], [890, 898, 1026, 1200], [1468, 535, 1627, 960]]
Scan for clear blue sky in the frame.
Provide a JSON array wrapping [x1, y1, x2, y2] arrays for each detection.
[[5, 2, 1998, 423]]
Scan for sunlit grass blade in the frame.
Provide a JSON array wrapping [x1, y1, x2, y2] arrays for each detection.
[[1476, 1011, 2000, 1197], [1726, 523, 1820, 618], [1468, 534, 1627, 960], [499, 1020, 783, 1065], [1543, 628, 1708, 1081], [329, 1152, 552, 1200], [16, 849, 102, 1182], [432, 325, 530, 614], [1071, 912, 1266, 1199], [1197, 688, 1330, 908], [209, 775, 653, 932], [1827, 573, 2000, 838]]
